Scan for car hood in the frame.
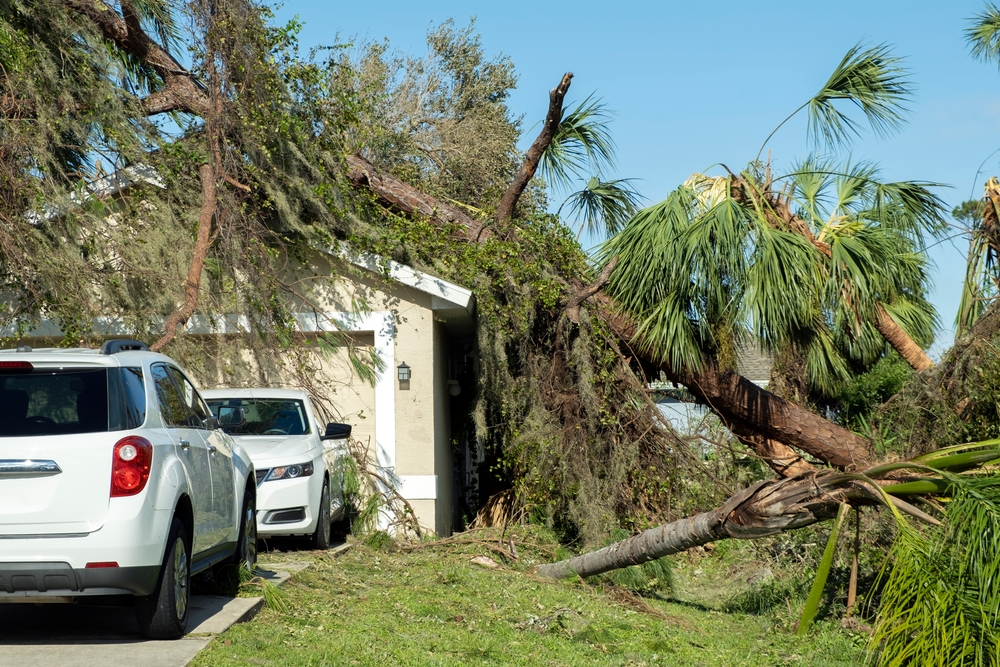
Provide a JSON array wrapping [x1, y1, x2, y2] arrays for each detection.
[[228, 434, 318, 464]]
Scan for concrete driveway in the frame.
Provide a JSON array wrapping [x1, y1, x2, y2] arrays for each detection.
[[0, 562, 308, 667]]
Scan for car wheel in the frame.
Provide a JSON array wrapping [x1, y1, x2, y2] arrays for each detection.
[[136, 517, 190, 639], [311, 479, 331, 550], [233, 483, 258, 573]]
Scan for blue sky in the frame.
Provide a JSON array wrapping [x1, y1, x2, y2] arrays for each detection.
[[273, 0, 1000, 357]]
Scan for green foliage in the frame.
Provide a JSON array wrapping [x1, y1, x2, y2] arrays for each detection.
[[601, 42, 941, 397], [869, 478, 1000, 666], [805, 43, 910, 147], [539, 95, 617, 191], [798, 504, 850, 635], [835, 353, 912, 436], [559, 176, 643, 239], [967, 3, 1000, 66]]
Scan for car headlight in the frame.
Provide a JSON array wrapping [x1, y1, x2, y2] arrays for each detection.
[[262, 461, 314, 482]]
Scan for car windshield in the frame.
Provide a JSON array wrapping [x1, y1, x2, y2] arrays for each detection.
[[0, 366, 145, 436], [206, 397, 310, 436]]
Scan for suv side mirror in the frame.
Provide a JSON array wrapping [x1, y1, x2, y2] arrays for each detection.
[[218, 406, 246, 427], [321, 422, 352, 440]]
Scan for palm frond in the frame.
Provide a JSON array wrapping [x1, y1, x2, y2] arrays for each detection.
[[967, 3, 1000, 67], [560, 176, 643, 239], [538, 94, 616, 191], [807, 43, 910, 148], [957, 232, 996, 335]]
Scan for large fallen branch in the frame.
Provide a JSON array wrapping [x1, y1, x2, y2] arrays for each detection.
[[345, 154, 490, 241], [60, 0, 211, 117]]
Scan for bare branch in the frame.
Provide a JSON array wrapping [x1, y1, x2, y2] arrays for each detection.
[[150, 163, 215, 351], [495, 72, 573, 222]]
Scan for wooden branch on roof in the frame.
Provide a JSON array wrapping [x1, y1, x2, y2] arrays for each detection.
[[345, 154, 490, 241]]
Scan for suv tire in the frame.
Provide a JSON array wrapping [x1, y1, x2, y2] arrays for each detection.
[[136, 517, 190, 639]]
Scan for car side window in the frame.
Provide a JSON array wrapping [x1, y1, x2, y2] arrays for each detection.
[[151, 364, 189, 428], [167, 367, 211, 430]]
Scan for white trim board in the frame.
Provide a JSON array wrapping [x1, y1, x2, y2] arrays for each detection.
[[315, 243, 474, 314]]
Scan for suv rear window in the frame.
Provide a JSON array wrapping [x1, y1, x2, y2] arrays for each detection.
[[206, 398, 310, 436], [0, 367, 146, 436]]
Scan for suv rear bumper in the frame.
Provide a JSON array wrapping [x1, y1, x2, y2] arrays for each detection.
[[0, 561, 159, 597], [0, 497, 172, 598]]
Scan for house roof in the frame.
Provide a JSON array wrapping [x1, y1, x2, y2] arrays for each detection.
[[314, 243, 475, 334]]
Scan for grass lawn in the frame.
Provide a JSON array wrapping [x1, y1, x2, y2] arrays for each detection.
[[191, 530, 866, 666]]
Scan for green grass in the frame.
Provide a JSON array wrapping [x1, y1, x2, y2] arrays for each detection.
[[191, 531, 865, 667]]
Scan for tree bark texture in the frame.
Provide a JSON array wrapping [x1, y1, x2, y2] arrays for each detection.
[[724, 416, 814, 478], [494, 72, 573, 223], [345, 155, 490, 241], [150, 164, 216, 352], [874, 304, 934, 371], [537, 475, 846, 579]]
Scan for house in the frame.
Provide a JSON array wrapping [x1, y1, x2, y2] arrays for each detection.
[[6, 239, 476, 538]]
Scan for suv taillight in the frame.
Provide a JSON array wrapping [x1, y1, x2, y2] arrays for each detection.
[[111, 436, 152, 497]]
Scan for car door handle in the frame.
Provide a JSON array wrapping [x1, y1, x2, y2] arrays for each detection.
[[179, 439, 190, 449], [208, 444, 218, 454]]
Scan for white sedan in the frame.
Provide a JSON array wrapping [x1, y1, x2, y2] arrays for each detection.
[[202, 388, 350, 549]]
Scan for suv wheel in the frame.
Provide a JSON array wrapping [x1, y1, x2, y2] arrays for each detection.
[[311, 479, 331, 550], [136, 517, 190, 639]]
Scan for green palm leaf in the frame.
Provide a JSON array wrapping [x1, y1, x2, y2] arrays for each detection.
[[560, 176, 643, 239], [538, 94, 616, 191], [807, 43, 910, 147], [967, 3, 1000, 66]]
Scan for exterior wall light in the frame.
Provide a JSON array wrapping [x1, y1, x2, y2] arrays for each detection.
[[397, 361, 411, 390]]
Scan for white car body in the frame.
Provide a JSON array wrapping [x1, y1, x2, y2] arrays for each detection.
[[0, 343, 256, 637], [201, 388, 348, 541]]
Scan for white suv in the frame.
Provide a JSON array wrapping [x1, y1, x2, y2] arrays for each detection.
[[0, 340, 256, 639]]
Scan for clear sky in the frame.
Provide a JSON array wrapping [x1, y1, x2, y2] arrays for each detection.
[[272, 0, 1000, 357]]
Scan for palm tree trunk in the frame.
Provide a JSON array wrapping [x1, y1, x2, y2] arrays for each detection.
[[874, 304, 934, 371], [537, 475, 846, 579]]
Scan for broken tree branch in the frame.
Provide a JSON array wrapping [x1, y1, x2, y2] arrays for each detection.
[[345, 154, 490, 241], [150, 163, 215, 352], [61, 0, 211, 117], [495, 72, 574, 223]]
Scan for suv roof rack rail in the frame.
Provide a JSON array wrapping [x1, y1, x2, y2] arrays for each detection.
[[100, 339, 150, 355]]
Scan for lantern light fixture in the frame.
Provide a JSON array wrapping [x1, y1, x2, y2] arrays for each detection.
[[397, 361, 411, 382]]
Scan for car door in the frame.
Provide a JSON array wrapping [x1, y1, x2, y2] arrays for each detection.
[[311, 400, 346, 518], [150, 363, 214, 554], [168, 368, 236, 545]]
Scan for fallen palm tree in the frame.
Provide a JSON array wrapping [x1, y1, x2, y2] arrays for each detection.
[[537, 439, 1000, 663]]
